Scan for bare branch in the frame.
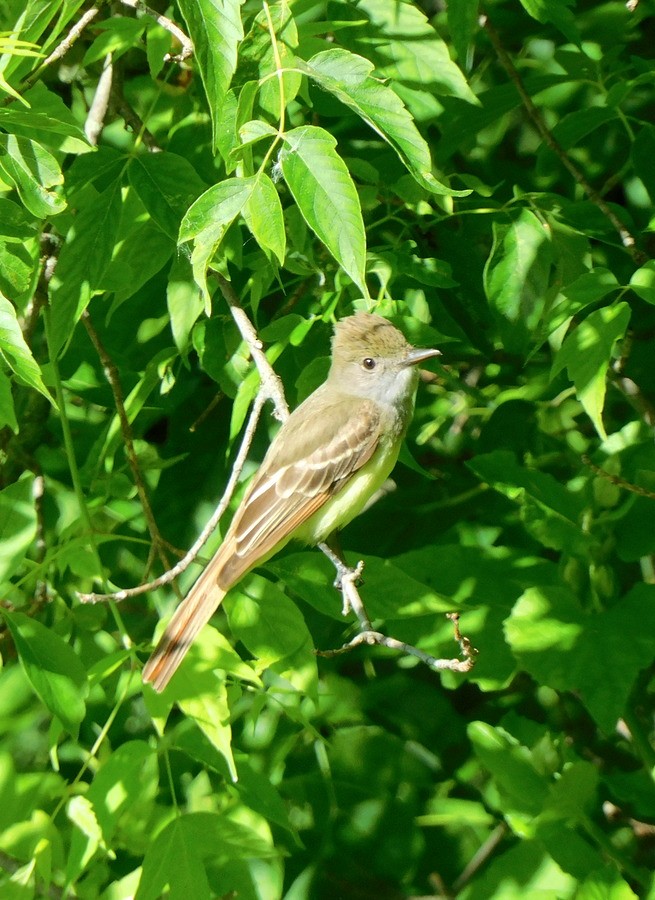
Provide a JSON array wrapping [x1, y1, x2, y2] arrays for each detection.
[[582, 454, 655, 501], [17, 6, 101, 95], [317, 600, 478, 676], [215, 274, 290, 421], [84, 53, 113, 145], [119, 0, 194, 62], [81, 310, 175, 584]]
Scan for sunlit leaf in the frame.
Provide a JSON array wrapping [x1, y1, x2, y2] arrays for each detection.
[[280, 125, 368, 297]]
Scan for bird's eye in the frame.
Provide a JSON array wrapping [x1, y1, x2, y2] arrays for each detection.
[[362, 357, 376, 371]]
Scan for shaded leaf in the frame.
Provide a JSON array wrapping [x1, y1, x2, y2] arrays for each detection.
[[0, 133, 65, 218], [483, 208, 553, 354], [0, 291, 52, 403], [177, 0, 244, 150], [3, 611, 88, 736], [551, 302, 631, 439], [505, 584, 655, 732], [0, 475, 37, 583], [128, 153, 207, 241], [48, 178, 123, 357]]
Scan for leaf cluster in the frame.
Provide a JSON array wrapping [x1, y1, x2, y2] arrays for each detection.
[[1, 0, 655, 898]]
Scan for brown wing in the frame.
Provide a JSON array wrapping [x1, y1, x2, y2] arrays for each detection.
[[217, 391, 382, 587]]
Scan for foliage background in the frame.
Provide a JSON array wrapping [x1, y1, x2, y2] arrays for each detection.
[[2, 0, 655, 897]]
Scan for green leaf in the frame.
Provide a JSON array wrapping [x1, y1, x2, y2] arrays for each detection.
[[99, 188, 175, 304], [0, 368, 18, 432], [135, 812, 276, 900], [67, 741, 158, 881], [561, 268, 620, 306], [228, 574, 317, 695], [135, 815, 210, 900], [145, 627, 260, 780], [629, 260, 655, 305], [280, 125, 368, 296], [243, 171, 286, 264], [166, 253, 204, 352], [574, 867, 639, 899], [468, 450, 588, 553], [519, 0, 579, 42], [505, 584, 655, 732], [632, 124, 655, 203], [0, 474, 37, 583], [82, 16, 146, 66], [176, 0, 244, 150], [178, 674, 236, 782], [543, 761, 598, 823], [550, 107, 616, 151], [0, 133, 65, 218], [483, 208, 553, 354], [447, 0, 479, 70], [551, 302, 631, 439], [0, 198, 39, 301], [2, 611, 88, 736], [47, 178, 124, 357], [0, 290, 52, 404], [179, 176, 257, 309], [66, 796, 104, 878], [331, 0, 478, 105], [468, 721, 549, 816], [544, 268, 619, 337], [128, 153, 207, 241], [300, 49, 468, 197], [242, 3, 300, 119], [0, 82, 90, 154]]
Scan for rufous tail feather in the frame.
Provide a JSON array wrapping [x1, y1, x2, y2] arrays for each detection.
[[142, 548, 231, 692]]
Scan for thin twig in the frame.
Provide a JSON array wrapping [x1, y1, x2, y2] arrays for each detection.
[[110, 58, 161, 151], [119, 0, 194, 62], [79, 392, 266, 603], [17, 6, 101, 95], [610, 371, 655, 428], [316, 606, 478, 674], [480, 13, 646, 265], [84, 52, 113, 145], [582, 455, 655, 500], [215, 274, 290, 420], [451, 823, 507, 893], [81, 309, 174, 583]]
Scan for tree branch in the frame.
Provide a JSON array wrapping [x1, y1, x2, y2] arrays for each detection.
[[16, 6, 101, 96], [81, 309, 174, 585], [119, 0, 194, 62], [84, 52, 113, 146], [215, 274, 290, 421]]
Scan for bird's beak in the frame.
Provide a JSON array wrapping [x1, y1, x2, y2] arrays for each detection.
[[401, 347, 442, 368]]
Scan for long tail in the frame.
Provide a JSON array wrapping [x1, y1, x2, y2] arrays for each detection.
[[142, 548, 231, 692]]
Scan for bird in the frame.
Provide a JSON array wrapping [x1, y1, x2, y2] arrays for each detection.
[[143, 312, 441, 691]]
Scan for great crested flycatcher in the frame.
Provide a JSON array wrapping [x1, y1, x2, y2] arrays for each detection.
[[143, 312, 441, 691]]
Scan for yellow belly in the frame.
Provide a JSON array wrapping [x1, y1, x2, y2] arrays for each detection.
[[294, 435, 401, 544]]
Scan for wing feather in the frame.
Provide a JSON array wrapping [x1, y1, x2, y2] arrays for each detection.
[[217, 394, 381, 587]]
